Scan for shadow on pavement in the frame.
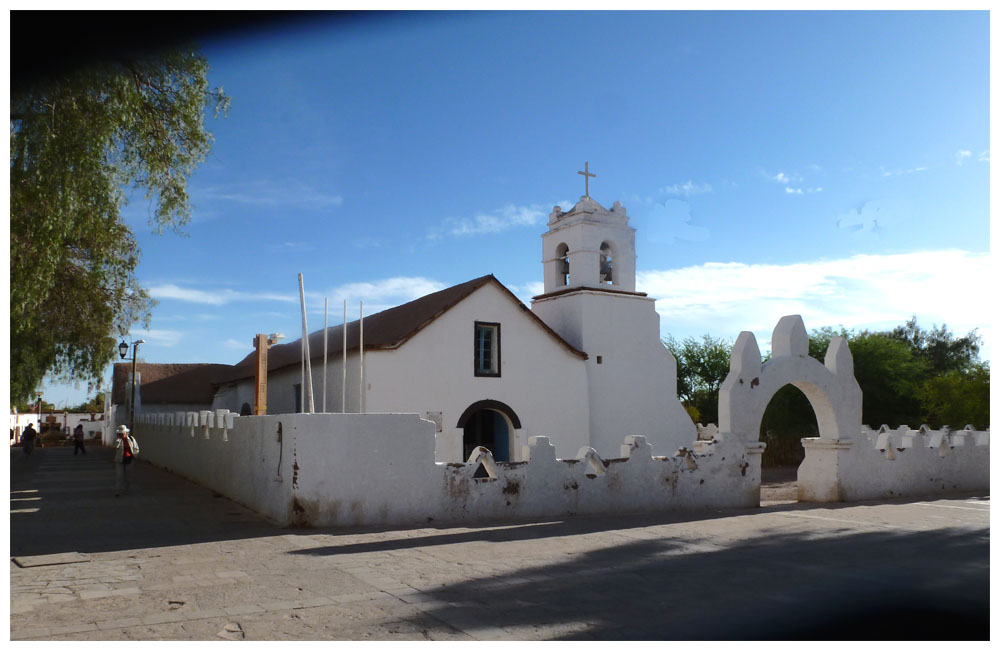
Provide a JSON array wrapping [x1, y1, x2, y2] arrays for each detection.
[[10, 446, 282, 556], [391, 526, 989, 640]]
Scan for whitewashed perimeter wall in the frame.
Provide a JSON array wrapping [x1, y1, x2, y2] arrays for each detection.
[[800, 424, 990, 502], [695, 422, 990, 502], [133, 411, 762, 528]]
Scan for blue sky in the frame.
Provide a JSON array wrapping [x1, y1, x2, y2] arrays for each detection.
[[39, 11, 991, 408]]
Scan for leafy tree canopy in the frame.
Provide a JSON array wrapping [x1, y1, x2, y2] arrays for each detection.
[[665, 318, 989, 434], [10, 47, 229, 404], [664, 334, 732, 425]]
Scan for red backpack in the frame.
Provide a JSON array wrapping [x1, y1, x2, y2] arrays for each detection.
[[122, 436, 133, 464]]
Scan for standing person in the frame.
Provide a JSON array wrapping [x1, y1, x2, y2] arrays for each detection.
[[21, 423, 37, 455], [114, 424, 138, 496], [73, 423, 86, 455]]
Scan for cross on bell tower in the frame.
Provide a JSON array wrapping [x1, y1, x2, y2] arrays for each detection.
[[577, 161, 596, 198]]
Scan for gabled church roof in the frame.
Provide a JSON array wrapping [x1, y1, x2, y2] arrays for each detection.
[[224, 274, 587, 383]]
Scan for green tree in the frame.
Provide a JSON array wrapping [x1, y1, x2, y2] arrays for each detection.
[[10, 47, 229, 403], [664, 334, 732, 425], [919, 362, 990, 429], [68, 392, 109, 413], [890, 316, 982, 374]]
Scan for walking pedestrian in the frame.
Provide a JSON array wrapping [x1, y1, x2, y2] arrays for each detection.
[[114, 424, 139, 496], [21, 423, 36, 455], [73, 423, 86, 455]]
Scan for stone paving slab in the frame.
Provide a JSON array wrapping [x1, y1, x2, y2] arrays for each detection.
[[12, 552, 91, 568], [9, 447, 990, 640]]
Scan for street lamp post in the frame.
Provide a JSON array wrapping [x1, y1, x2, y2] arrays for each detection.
[[118, 339, 145, 435]]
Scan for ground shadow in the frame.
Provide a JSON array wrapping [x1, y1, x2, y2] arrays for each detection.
[[382, 526, 989, 640], [10, 447, 282, 556]]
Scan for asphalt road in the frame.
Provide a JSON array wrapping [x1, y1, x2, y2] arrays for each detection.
[[9, 446, 990, 640]]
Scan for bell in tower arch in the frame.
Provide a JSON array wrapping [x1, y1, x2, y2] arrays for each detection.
[[556, 243, 570, 286], [599, 242, 614, 285]]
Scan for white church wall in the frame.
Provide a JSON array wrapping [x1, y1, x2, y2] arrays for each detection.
[[133, 411, 762, 528], [532, 290, 696, 458], [798, 425, 990, 502], [363, 282, 592, 462], [133, 409, 987, 528]]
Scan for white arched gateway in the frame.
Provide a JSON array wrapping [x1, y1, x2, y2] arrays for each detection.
[[717, 315, 863, 502]]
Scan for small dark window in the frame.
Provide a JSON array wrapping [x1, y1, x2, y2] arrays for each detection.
[[596, 356, 603, 364], [474, 322, 501, 377], [293, 383, 302, 413]]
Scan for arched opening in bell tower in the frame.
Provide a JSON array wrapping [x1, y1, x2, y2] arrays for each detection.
[[599, 242, 614, 285], [556, 243, 570, 286]]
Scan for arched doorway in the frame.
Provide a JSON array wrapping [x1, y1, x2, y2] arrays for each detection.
[[718, 315, 863, 503], [759, 383, 820, 504], [456, 400, 522, 462]]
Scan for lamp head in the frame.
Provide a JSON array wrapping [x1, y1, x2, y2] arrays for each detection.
[[118, 340, 128, 359]]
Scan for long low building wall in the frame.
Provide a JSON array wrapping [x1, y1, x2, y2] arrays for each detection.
[[133, 410, 762, 527], [133, 410, 989, 528]]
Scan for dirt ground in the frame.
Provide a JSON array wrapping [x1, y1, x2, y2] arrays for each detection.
[[760, 465, 799, 503]]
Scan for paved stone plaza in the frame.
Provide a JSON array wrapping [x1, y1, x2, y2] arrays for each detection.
[[10, 446, 989, 640]]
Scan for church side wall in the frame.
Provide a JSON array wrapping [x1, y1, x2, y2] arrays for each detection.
[[364, 283, 592, 462]]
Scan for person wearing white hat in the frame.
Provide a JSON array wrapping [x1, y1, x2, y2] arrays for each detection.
[[114, 424, 139, 496]]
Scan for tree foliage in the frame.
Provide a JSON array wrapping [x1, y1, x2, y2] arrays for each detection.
[[10, 47, 228, 403], [664, 334, 732, 425], [665, 318, 990, 446]]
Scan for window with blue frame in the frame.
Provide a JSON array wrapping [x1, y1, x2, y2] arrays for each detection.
[[474, 322, 501, 377]]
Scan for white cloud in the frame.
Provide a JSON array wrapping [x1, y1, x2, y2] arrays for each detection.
[[130, 329, 184, 348], [770, 172, 794, 184], [956, 149, 972, 165], [637, 250, 991, 359], [881, 166, 927, 177], [313, 276, 448, 317], [196, 180, 343, 211], [785, 187, 803, 195], [639, 200, 710, 245], [785, 187, 822, 195], [443, 203, 549, 236], [661, 181, 713, 196], [148, 284, 296, 306], [507, 281, 546, 304], [835, 199, 909, 237], [978, 150, 990, 162]]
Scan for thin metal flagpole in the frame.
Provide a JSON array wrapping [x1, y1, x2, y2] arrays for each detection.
[[359, 300, 364, 414], [298, 273, 315, 413], [342, 299, 347, 413], [323, 297, 328, 413]]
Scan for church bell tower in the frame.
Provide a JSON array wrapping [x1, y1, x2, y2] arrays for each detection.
[[540, 163, 637, 295], [530, 163, 696, 457]]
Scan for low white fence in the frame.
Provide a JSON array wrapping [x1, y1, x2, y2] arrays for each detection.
[[133, 410, 988, 528], [133, 410, 761, 527]]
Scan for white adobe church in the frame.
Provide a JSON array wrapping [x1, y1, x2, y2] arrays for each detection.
[[116, 171, 696, 462]]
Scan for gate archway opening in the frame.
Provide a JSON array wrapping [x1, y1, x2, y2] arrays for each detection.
[[759, 383, 821, 503]]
